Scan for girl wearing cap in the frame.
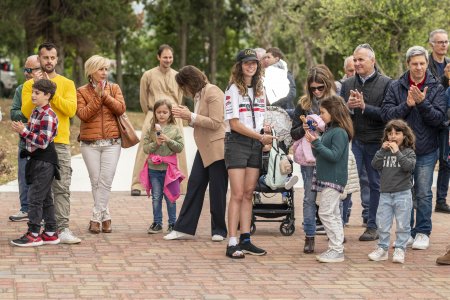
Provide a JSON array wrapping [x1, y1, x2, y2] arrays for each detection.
[[224, 48, 275, 258]]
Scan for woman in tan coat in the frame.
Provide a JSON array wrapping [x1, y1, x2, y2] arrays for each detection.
[[76, 55, 126, 234], [164, 65, 228, 241]]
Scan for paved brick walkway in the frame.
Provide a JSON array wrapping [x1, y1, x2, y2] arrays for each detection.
[[0, 190, 449, 299]]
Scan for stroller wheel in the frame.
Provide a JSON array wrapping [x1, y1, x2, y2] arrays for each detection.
[[250, 222, 256, 235], [280, 222, 295, 236]]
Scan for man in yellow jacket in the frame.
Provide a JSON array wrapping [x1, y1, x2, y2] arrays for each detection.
[[21, 42, 81, 244]]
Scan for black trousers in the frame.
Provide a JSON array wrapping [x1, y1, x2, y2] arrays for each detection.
[[174, 151, 228, 237], [26, 160, 57, 233]]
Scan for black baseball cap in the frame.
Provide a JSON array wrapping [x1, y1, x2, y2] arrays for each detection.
[[236, 48, 258, 63]]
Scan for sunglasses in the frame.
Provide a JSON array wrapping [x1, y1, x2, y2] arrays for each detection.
[[23, 67, 41, 73], [309, 85, 325, 92]]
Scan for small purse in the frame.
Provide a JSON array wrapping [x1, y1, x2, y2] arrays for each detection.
[[116, 113, 140, 148], [109, 84, 140, 148]]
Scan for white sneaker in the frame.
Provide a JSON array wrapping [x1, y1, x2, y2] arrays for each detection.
[[368, 247, 388, 261], [59, 228, 81, 244], [9, 210, 29, 222], [212, 234, 225, 242], [392, 248, 405, 263], [284, 175, 299, 190], [412, 233, 429, 250], [163, 230, 193, 240]]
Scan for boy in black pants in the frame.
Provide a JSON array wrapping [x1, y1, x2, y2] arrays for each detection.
[[10, 79, 60, 247]]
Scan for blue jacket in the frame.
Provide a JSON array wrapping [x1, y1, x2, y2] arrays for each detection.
[[381, 70, 446, 155]]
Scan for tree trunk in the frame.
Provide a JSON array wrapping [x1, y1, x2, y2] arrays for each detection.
[[179, 19, 188, 67], [115, 35, 123, 89], [49, 0, 64, 74]]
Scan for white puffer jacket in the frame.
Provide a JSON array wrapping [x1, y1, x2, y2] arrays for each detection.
[[340, 148, 360, 200]]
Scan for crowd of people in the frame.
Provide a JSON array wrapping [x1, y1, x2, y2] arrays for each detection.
[[6, 28, 450, 265]]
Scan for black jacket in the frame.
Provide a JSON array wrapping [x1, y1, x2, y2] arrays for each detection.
[[428, 53, 450, 89]]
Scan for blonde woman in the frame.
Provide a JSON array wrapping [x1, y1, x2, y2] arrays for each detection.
[[76, 55, 126, 234]]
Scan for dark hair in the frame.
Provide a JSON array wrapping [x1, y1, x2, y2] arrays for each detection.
[[38, 42, 58, 56], [320, 95, 354, 141], [229, 60, 264, 97], [266, 47, 284, 59], [299, 64, 336, 110], [151, 99, 176, 131], [158, 44, 174, 56], [382, 119, 416, 150], [32, 79, 57, 101], [175, 65, 208, 96]]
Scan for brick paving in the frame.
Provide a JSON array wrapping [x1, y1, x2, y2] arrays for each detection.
[[0, 190, 449, 299]]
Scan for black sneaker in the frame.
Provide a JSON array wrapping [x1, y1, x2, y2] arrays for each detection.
[[10, 232, 43, 247], [167, 223, 174, 233], [239, 241, 267, 256], [147, 223, 162, 234], [435, 203, 450, 214], [359, 228, 379, 241]]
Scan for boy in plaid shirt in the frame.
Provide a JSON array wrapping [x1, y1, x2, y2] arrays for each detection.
[[10, 79, 60, 247]]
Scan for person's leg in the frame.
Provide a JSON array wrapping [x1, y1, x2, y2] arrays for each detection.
[[164, 193, 177, 226], [413, 151, 437, 237], [81, 145, 102, 223], [131, 111, 152, 193], [52, 144, 72, 232], [208, 159, 228, 237], [173, 152, 209, 235], [300, 165, 317, 236], [341, 194, 351, 225], [393, 190, 412, 250], [376, 193, 394, 250], [149, 169, 165, 226], [96, 144, 121, 222], [318, 188, 344, 252], [363, 143, 381, 230], [17, 147, 29, 213], [436, 127, 450, 212], [352, 140, 370, 224]]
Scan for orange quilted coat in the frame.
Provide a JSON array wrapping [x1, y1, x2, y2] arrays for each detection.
[[76, 83, 126, 141]]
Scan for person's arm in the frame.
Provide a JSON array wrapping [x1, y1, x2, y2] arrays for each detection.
[[10, 85, 27, 122], [271, 72, 296, 109], [102, 84, 126, 116], [311, 129, 348, 162], [139, 72, 150, 113], [76, 88, 103, 122], [371, 149, 387, 170], [290, 104, 305, 141], [191, 86, 224, 130], [397, 148, 416, 172], [380, 83, 411, 123], [415, 84, 446, 127], [51, 79, 77, 118], [21, 80, 34, 119], [142, 127, 159, 154], [20, 112, 57, 150], [362, 79, 392, 121], [165, 126, 184, 153]]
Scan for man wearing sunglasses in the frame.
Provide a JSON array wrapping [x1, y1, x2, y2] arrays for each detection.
[[9, 55, 42, 222], [428, 29, 450, 214], [340, 44, 392, 242]]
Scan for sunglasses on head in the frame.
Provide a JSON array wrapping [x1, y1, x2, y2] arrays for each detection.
[[309, 85, 325, 92], [23, 67, 41, 73]]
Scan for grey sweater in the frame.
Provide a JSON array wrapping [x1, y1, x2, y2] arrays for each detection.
[[371, 147, 416, 193]]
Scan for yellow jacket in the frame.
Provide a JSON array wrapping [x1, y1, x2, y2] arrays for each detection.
[[21, 75, 77, 145]]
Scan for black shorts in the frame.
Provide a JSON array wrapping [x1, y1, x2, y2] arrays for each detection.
[[224, 131, 262, 169]]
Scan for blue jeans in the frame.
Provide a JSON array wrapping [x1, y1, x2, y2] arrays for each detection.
[[411, 150, 438, 237], [17, 147, 29, 212], [377, 190, 412, 251], [300, 165, 317, 236], [149, 169, 176, 225], [436, 128, 450, 205], [352, 139, 381, 229], [340, 194, 352, 225]]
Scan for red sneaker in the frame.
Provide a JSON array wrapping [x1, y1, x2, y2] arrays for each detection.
[[41, 231, 60, 245], [10, 232, 43, 247]]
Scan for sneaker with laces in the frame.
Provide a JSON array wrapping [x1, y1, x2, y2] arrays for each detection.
[[284, 175, 299, 190], [163, 230, 193, 240], [10, 232, 43, 247], [9, 210, 29, 222], [239, 241, 267, 256], [41, 232, 60, 245], [167, 223, 174, 233], [392, 248, 405, 263], [412, 233, 429, 250], [316, 249, 344, 263], [368, 247, 388, 261], [148, 223, 163, 234], [59, 228, 81, 244]]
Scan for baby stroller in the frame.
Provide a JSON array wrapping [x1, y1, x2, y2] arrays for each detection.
[[251, 106, 295, 236]]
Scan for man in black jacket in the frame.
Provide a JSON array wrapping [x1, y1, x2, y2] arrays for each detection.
[[428, 29, 450, 214], [381, 46, 446, 250], [340, 44, 392, 241]]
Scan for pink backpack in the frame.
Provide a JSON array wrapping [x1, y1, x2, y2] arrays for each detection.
[[292, 114, 325, 166]]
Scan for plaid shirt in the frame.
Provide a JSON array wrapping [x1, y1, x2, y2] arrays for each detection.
[[20, 104, 58, 153]]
